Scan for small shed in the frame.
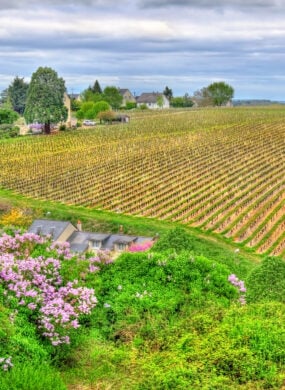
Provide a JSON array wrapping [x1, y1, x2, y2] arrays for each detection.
[[116, 114, 130, 123]]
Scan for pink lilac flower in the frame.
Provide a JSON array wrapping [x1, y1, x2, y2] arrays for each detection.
[[228, 274, 247, 305]]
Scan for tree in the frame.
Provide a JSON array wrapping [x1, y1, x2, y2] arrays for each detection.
[[193, 87, 214, 107], [163, 86, 173, 101], [76, 100, 110, 120], [171, 95, 194, 108], [0, 88, 9, 106], [7, 76, 29, 115], [81, 87, 94, 102], [24, 67, 67, 134], [103, 86, 123, 109], [0, 108, 19, 124], [156, 95, 164, 109], [207, 81, 234, 106], [93, 101, 110, 116], [92, 80, 102, 94], [97, 110, 116, 124]]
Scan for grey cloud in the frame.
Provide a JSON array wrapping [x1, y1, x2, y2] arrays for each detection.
[[139, 0, 282, 8], [0, 0, 121, 10]]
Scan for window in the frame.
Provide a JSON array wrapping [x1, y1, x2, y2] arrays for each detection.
[[36, 226, 42, 235], [49, 227, 56, 238], [92, 240, 101, 249], [117, 243, 126, 251]]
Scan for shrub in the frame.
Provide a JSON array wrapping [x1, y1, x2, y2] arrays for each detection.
[[0, 208, 33, 228], [139, 103, 148, 110], [125, 102, 137, 110], [0, 108, 19, 125], [0, 124, 20, 139], [152, 227, 193, 253], [97, 110, 116, 123], [246, 256, 285, 303]]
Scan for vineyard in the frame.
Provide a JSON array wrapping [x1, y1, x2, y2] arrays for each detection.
[[0, 106, 284, 257]]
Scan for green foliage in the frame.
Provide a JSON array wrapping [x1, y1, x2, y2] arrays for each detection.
[[103, 86, 123, 109], [0, 124, 19, 139], [94, 101, 111, 116], [163, 86, 173, 100], [152, 227, 193, 253], [62, 249, 285, 389], [171, 94, 194, 108], [7, 76, 29, 115], [89, 251, 237, 338], [24, 67, 67, 134], [0, 108, 19, 125], [92, 80, 102, 94], [0, 362, 66, 390], [125, 101, 137, 110], [246, 256, 285, 303], [156, 95, 164, 108], [70, 98, 81, 112], [207, 81, 234, 106], [0, 89, 9, 106], [76, 100, 110, 120], [97, 110, 116, 123]]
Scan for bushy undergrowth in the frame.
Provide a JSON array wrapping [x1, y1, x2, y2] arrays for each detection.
[[0, 227, 285, 389], [74, 249, 283, 389], [246, 256, 285, 303]]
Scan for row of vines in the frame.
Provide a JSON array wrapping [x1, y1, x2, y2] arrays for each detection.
[[0, 106, 284, 257]]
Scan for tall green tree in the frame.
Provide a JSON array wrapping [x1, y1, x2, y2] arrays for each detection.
[[163, 86, 173, 101], [24, 67, 67, 134], [207, 81, 234, 106], [7, 76, 29, 115], [92, 80, 102, 94], [103, 86, 123, 109], [0, 88, 9, 106]]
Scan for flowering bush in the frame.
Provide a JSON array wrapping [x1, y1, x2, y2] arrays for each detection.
[[0, 232, 98, 346], [0, 208, 33, 228], [0, 356, 13, 371], [228, 274, 246, 305], [128, 241, 153, 252]]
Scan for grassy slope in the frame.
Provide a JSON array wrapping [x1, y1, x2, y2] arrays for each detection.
[[0, 187, 261, 269]]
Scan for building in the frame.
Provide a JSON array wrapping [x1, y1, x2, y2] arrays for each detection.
[[136, 93, 170, 109], [118, 89, 136, 106], [28, 219, 153, 253]]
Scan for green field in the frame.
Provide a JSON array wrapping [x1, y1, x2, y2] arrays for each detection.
[[1, 106, 284, 258]]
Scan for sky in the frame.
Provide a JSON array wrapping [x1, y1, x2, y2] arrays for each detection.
[[1, 0, 285, 99]]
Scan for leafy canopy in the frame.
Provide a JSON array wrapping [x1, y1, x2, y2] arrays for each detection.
[[0, 108, 19, 125], [207, 81, 234, 106], [7, 76, 29, 115], [76, 100, 110, 120], [24, 67, 67, 134], [103, 86, 123, 109]]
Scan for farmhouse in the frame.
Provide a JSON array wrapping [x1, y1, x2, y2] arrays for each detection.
[[136, 93, 170, 109], [28, 219, 153, 253], [118, 88, 136, 106]]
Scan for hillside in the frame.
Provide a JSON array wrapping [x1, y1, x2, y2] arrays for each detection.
[[0, 227, 285, 389], [0, 106, 284, 258]]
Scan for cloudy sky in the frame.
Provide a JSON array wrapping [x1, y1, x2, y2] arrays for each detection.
[[1, 0, 285, 99]]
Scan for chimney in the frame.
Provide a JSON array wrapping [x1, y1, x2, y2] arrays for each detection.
[[119, 225, 124, 234], [77, 220, 82, 231]]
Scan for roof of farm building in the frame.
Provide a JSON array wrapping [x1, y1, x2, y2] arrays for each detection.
[[136, 93, 165, 103], [28, 219, 153, 253]]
